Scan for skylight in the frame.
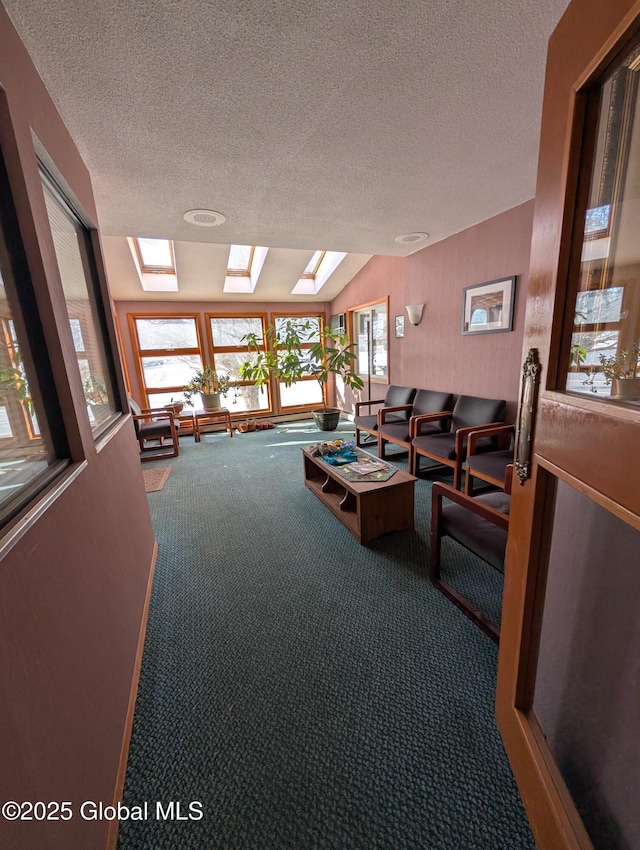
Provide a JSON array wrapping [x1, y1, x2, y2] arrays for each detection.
[[135, 237, 175, 271], [128, 237, 178, 291], [227, 244, 254, 275], [292, 251, 347, 295], [302, 251, 325, 277], [223, 246, 268, 293]]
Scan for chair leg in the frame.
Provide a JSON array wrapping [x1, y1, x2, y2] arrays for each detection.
[[453, 462, 462, 490]]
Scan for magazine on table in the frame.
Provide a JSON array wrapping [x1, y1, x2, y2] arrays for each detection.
[[348, 458, 388, 476]]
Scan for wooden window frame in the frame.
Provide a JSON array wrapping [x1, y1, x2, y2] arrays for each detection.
[[226, 245, 255, 277], [128, 312, 204, 408], [348, 296, 390, 385], [133, 237, 176, 275], [270, 311, 326, 414], [206, 311, 271, 417]]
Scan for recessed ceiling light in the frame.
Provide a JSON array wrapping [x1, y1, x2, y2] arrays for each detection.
[[183, 209, 226, 227], [395, 232, 429, 244]]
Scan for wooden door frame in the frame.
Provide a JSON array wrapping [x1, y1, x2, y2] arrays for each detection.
[[495, 1, 640, 848]]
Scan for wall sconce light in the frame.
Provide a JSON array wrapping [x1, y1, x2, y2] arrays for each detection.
[[405, 304, 424, 326]]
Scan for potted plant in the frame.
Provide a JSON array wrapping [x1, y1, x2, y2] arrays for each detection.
[[239, 317, 364, 431], [183, 366, 231, 411], [83, 373, 110, 415], [599, 343, 640, 399]]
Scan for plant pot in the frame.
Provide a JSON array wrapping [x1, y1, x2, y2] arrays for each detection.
[[312, 408, 341, 431], [89, 402, 111, 421], [611, 377, 640, 400], [200, 392, 221, 411], [167, 402, 184, 415]]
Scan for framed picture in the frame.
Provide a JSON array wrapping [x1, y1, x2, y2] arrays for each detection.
[[395, 315, 405, 338], [462, 276, 516, 334]]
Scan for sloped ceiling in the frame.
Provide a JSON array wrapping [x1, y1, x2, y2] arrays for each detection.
[[4, 0, 570, 301]]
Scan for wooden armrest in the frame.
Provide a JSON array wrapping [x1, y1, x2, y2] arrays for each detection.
[[131, 411, 173, 423], [355, 398, 386, 415], [467, 423, 515, 455], [410, 410, 453, 438], [139, 406, 175, 415], [378, 403, 412, 424], [504, 464, 514, 495], [453, 422, 504, 457], [432, 481, 510, 530]]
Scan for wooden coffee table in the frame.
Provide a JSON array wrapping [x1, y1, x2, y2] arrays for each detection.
[[301, 446, 416, 544]]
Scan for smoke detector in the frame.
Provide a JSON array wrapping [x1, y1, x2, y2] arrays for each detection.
[[183, 209, 226, 227]]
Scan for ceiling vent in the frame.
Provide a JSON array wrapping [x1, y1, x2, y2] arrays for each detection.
[[394, 232, 429, 244], [183, 209, 226, 227]]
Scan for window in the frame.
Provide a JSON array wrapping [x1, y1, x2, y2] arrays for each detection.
[[352, 300, 388, 381], [223, 246, 268, 293], [0, 148, 67, 524], [226, 245, 254, 275], [272, 313, 324, 410], [564, 46, 640, 401], [41, 169, 118, 433], [208, 314, 270, 413], [134, 237, 175, 272], [130, 315, 203, 410], [291, 251, 347, 295]]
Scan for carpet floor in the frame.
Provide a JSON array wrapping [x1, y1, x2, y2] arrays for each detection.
[[118, 420, 533, 850]]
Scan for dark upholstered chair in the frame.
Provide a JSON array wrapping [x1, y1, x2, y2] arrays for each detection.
[[129, 397, 179, 461], [464, 424, 515, 495], [354, 385, 416, 447], [430, 466, 512, 642], [410, 394, 506, 489], [378, 389, 454, 459]]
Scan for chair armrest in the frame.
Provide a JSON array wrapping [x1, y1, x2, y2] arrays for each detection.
[[467, 423, 514, 455], [504, 464, 514, 495], [139, 406, 175, 416], [431, 481, 510, 530], [132, 411, 173, 422], [453, 422, 504, 458], [355, 398, 386, 415], [410, 410, 453, 438], [378, 403, 413, 424]]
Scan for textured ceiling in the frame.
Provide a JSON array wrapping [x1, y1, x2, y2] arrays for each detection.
[[4, 0, 570, 301]]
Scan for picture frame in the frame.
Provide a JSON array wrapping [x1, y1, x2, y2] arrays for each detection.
[[462, 276, 516, 335], [395, 315, 405, 338]]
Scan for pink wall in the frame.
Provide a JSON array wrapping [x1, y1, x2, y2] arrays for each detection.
[[0, 7, 156, 849], [332, 202, 535, 420]]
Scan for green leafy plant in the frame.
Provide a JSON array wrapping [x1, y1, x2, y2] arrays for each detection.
[[0, 364, 28, 402], [569, 342, 587, 368], [83, 373, 109, 404], [599, 343, 640, 383], [183, 366, 231, 404], [239, 318, 364, 411]]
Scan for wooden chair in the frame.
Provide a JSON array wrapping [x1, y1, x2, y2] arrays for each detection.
[[410, 394, 506, 489], [464, 424, 515, 495], [354, 385, 416, 447], [377, 389, 453, 459], [129, 397, 179, 461], [430, 465, 512, 642]]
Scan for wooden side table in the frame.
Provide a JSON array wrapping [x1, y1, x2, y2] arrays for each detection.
[[193, 408, 233, 442]]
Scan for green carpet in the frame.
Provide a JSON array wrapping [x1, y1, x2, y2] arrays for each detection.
[[117, 420, 533, 850]]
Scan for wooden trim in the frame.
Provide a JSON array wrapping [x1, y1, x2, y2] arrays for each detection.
[[497, 4, 640, 845], [205, 312, 274, 415], [132, 237, 175, 274], [127, 312, 204, 407], [106, 541, 158, 850]]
